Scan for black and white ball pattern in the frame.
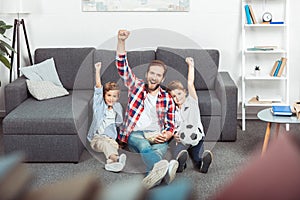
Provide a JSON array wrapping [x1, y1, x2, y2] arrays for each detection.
[[179, 124, 202, 146]]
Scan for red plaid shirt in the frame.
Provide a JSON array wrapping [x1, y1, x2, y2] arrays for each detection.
[[116, 54, 175, 143]]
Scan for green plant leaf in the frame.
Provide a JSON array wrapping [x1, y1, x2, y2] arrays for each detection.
[[0, 20, 14, 71], [0, 44, 11, 56], [0, 55, 11, 69], [0, 40, 16, 53], [0, 20, 13, 35]]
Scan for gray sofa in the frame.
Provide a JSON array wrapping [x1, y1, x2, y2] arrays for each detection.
[[3, 47, 237, 162]]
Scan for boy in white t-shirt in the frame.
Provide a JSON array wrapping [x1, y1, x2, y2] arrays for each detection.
[[167, 57, 213, 173]]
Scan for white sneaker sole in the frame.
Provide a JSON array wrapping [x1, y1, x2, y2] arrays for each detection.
[[105, 162, 124, 172], [119, 153, 127, 166], [164, 160, 179, 184], [142, 160, 169, 190]]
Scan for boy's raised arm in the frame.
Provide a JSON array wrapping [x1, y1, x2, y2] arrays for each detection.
[[186, 57, 198, 100], [95, 62, 102, 88]]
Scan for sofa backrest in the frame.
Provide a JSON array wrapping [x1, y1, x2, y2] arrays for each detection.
[[156, 47, 220, 90], [34, 47, 219, 91], [93, 49, 156, 91], [34, 48, 95, 90]]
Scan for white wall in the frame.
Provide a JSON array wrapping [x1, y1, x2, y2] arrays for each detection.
[[0, 0, 299, 117]]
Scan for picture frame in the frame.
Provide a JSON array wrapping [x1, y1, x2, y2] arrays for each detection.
[[82, 0, 190, 12]]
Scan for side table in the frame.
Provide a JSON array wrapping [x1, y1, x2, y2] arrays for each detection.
[[257, 108, 300, 156]]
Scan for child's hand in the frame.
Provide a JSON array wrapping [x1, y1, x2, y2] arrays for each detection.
[[95, 62, 102, 72], [174, 132, 181, 144], [118, 30, 130, 41], [185, 57, 194, 67]]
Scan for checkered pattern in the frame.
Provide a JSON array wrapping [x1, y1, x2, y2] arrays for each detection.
[[116, 54, 175, 143]]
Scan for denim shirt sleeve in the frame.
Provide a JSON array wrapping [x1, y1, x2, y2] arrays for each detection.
[[93, 86, 104, 111], [87, 86, 105, 142]]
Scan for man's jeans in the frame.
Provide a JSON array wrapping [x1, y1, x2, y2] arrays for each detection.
[[128, 131, 168, 172]]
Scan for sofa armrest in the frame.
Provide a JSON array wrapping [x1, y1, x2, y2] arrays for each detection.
[[5, 76, 29, 114], [215, 72, 237, 141]]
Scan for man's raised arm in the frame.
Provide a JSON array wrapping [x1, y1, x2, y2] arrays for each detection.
[[117, 30, 130, 55]]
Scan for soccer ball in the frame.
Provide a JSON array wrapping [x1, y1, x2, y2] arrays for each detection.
[[179, 124, 202, 146]]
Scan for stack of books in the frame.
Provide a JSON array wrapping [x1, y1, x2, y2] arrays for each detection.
[[247, 46, 277, 51], [271, 105, 293, 116], [270, 57, 287, 77], [244, 4, 257, 24]]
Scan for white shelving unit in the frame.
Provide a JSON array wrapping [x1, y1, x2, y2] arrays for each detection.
[[241, 0, 289, 130]]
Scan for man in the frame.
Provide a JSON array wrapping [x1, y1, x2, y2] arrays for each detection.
[[115, 30, 179, 189]]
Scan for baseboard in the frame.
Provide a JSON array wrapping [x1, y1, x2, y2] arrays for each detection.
[[237, 112, 259, 120]]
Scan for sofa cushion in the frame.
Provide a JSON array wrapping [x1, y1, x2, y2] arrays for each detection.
[[26, 80, 69, 100], [20, 58, 63, 86], [156, 47, 220, 90], [3, 90, 93, 135], [34, 48, 95, 90]]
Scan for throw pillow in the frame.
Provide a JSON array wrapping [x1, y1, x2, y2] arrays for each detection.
[[20, 58, 63, 86], [26, 80, 69, 100]]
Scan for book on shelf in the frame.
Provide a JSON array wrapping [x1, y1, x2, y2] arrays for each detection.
[[248, 96, 272, 104], [254, 45, 277, 49], [271, 105, 293, 116], [270, 21, 284, 24], [248, 95, 281, 104], [244, 5, 252, 24], [248, 5, 257, 24], [270, 60, 279, 76], [269, 57, 287, 77], [261, 21, 285, 24], [0, 152, 32, 200], [247, 46, 277, 51], [273, 60, 282, 76], [277, 57, 287, 77]]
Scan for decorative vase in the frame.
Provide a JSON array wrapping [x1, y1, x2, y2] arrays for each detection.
[[255, 70, 260, 77]]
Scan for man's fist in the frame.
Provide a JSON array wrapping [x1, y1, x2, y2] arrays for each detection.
[[118, 30, 130, 41]]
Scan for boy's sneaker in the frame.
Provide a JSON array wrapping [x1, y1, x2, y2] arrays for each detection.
[[142, 160, 169, 190], [200, 150, 213, 173], [105, 162, 124, 172], [176, 150, 188, 173], [118, 153, 127, 167], [164, 160, 179, 184]]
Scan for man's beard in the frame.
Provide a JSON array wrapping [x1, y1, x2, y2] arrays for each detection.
[[146, 83, 160, 92]]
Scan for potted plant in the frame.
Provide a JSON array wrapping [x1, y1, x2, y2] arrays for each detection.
[[254, 65, 261, 76], [0, 20, 15, 86]]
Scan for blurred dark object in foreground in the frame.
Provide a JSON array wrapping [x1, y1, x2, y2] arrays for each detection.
[[211, 134, 300, 200]]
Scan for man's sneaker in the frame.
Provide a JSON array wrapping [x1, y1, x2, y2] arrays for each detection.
[[176, 150, 188, 173], [105, 162, 124, 172], [118, 153, 127, 167], [164, 160, 179, 184], [200, 150, 213, 173], [142, 160, 169, 190]]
